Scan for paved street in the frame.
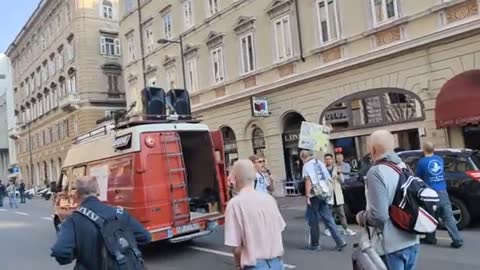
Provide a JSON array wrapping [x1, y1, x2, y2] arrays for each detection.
[[1, 197, 480, 270]]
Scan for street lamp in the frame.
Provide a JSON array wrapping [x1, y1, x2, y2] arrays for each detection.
[[158, 35, 187, 90]]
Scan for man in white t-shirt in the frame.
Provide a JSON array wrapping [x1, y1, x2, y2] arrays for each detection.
[[301, 150, 346, 251], [249, 155, 272, 194]]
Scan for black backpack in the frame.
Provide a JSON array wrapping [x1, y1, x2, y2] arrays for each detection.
[[377, 161, 440, 234], [75, 206, 146, 270]]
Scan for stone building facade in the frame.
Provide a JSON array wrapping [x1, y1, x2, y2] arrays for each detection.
[[6, 0, 126, 187], [120, 0, 480, 195]]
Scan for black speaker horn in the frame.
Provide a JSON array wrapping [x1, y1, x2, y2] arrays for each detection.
[[166, 89, 192, 118], [142, 87, 166, 119]]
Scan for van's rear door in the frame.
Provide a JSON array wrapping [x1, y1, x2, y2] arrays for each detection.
[[210, 131, 229, 209]]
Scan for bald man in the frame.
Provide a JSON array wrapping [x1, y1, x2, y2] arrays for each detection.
[[416, 142, 463, 248], [51, 176, 151, 269], [356, 130, 419, 270], [225, 160, 286, 270]]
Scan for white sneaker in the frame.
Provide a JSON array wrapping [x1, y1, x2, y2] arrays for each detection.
[[323, 229, 332, 237], [344, 228, 357, 236]]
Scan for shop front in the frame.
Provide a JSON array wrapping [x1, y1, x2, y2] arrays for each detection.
[[435, 70, 480, 150], [321, 88, 425, 164], [281, 112, 305, 183], [220, 126, 239, 168]]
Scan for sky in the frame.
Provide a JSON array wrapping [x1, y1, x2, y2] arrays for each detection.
[[0, 0, 42, 54]]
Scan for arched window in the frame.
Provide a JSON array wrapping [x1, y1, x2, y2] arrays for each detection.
[[252, 127, 266, 156], [102, 0, 113, 20]]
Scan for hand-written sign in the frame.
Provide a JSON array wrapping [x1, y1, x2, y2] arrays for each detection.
[[298, 122, 331, 152]]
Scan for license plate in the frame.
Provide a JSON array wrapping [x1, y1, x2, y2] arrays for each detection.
[[176, 223, 200, 234]]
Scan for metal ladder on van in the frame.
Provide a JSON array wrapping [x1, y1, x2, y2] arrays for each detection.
[[160, 132, 190, 226]]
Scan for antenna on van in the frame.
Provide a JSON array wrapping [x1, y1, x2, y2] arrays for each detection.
[[113, 102, 137, 125]]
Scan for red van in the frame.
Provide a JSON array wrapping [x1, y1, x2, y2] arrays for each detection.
[[52, 119, 229, 243]]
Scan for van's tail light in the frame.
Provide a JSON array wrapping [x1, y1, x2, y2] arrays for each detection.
[[466, 171, 480, 181]]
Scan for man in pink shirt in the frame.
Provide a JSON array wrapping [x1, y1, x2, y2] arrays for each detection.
[[225, 159, 286, 270]]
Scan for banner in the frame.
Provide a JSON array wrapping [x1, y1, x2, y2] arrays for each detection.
[[298, 122, 331, 152]]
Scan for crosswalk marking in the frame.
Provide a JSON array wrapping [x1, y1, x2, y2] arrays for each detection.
[[15, 212, 29, 216], [42, 217, 53, 221], [189, 246, 296, 269], [0, 209, 6, 212]]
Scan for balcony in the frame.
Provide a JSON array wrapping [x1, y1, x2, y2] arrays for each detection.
[[59, 93, 81, 112], [88, 92, 126, 107]]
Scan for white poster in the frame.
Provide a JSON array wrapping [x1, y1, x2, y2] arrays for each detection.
[[89, 165, 109, 201], [298, 122, 331, 152]]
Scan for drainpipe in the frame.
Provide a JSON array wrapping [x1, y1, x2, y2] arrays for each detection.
[[294, 0, 305, 62], [136, 0, 147, 89]]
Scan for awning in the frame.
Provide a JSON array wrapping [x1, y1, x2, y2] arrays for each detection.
[[435, 70, 480, 128]]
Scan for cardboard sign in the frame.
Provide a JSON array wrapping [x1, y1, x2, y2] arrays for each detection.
[[298, 122, 331, 152]]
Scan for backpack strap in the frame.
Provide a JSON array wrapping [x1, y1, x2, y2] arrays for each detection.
[[375, 160, 402, 175], [75, 206, 106, 229]]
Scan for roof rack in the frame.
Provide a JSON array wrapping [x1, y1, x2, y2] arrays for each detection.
[[73, 125, 112, 145], [114, 113, 201, 130]]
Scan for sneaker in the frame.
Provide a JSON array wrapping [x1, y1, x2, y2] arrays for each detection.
[[344, 228, 357, 236], [323, 229, 332, 237], [304, 245, 322, 251], [450, 242, 463, 249], [336, 242, 348, 251], [420, 238, 437, 245]]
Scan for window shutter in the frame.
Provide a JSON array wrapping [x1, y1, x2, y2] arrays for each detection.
[[100, 36, 107, 55], [114, 38, 121, 56]]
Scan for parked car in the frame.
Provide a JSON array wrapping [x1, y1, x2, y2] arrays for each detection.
[[343, 149, 480, 229]]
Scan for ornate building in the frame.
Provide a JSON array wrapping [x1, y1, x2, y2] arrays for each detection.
[[6, 0, 126, 187], [120, 0, 480, 195]]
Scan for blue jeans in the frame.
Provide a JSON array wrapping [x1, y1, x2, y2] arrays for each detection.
[[384, 244, 419, 270], [0, 194, 4, 207], [425, 190, 463, 244], [8, 194, 18, 208], [307, 196, 345, 247], [244, 258, 284, 270]]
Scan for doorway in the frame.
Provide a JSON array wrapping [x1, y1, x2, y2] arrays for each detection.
[[464, 125, 480, 150]]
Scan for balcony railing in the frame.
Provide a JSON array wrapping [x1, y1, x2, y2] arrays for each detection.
[[59, 93, 81, 112]]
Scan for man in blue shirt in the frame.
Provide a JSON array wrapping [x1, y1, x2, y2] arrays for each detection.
[[416, 142, 463, 248]]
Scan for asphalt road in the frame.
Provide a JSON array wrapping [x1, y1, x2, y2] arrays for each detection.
[[1, 197, 480, 270]]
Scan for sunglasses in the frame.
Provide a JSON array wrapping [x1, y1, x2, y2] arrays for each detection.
[[256, 160, 265, 163]]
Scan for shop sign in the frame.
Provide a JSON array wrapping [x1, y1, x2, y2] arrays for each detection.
[[283, 133, 299, 143], [324, 109, 348, 124], [251, 96, 270, 117]]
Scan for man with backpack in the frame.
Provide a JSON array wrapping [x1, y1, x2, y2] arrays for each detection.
[[301, 150, 347, 251], [356, 130, 420, 270], [416, 142, 463, 248], [51, 176, 152, 270]]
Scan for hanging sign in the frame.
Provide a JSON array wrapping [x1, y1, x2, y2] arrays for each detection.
[[251, 96, 270, 117]]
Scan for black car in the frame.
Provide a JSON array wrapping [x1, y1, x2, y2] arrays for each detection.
[[343, 149, 480, 229]]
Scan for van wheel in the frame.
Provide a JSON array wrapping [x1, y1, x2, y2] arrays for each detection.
[[54, 217, 61, 232], [450, 197, 470, 230]]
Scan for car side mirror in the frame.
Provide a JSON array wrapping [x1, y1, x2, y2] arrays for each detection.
[[50, 181, 58, 193]]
